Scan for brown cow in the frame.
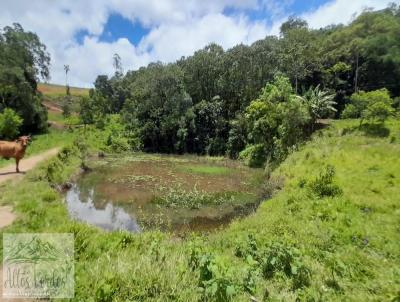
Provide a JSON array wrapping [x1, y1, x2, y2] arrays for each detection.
[[0, 136, 31, 173]]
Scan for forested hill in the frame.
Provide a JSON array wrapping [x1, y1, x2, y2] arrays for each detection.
[[80, 4, 399, 165], [1, 5, 399, 168]]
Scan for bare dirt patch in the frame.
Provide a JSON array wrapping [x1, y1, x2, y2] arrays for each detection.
[[0, 206, 15, 229]]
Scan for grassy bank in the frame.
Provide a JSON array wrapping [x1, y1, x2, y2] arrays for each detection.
[[1, 119, 399, 301]]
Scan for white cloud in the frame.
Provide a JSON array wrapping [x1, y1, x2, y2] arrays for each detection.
[[0, 0, 396, 87], [139, 13, 268, 62], [302, 0, 394, 29]]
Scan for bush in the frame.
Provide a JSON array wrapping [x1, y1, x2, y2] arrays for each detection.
[[239, 144, 267, 168], [0, 108, 23, 139], [341, 104, 358, 119], [197, 254, 237, 302], [62, 96, 72, 118], [103, 114, 136, 152], [308, 165, 343, 198], [341, 89, 394, 123], [363, 101, 394, 123], [235, 237, 311, 290]]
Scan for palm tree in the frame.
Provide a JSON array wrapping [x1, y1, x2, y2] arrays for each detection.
[[296, 85, 337, 130], [64, 64, 70, 96], [64, 64, 70, 86]]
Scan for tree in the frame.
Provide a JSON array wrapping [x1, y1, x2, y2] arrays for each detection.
[[179, 43, 224, 104], [113, 53, 123, 77], [122, 63, 193, 153], [242, 76, 310, 167], [64, 64, 70, 95], [0, 23, 50, 133], [79, 96, 94, 126], [0, 108, 23, 139], [227, 114, 247, 159], [296, 85, 337, 129], [279, 21, 320, 92], [62, 97, 72, 118], [280, 16, 308, 36]]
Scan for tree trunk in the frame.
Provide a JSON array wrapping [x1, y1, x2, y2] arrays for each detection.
[[354, 53, 359, 93]]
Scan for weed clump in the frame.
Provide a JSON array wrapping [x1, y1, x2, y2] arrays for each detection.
[[308, 165, 343, 198], [188, 239, 237, 301], [235, 236, 311, 290]]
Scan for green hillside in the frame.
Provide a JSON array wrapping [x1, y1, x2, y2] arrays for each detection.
[[38, 83, 89, 97]]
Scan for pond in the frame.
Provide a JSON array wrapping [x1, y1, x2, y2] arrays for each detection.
[[65, 154, 265, 233]]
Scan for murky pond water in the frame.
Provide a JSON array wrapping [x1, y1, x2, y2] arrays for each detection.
[[65, 154, 264, 233]]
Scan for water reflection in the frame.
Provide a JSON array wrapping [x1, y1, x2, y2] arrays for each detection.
[[66, 185, 141, 232]]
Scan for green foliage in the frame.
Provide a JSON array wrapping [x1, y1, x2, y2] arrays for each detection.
[[279, 24, 320, 92], [1, 119, 400, 301], [79, 96, 95, 125], [297, 85, 337, 123], [235, 237, 311, 290], [196, 253, 237, 302], [0, 108, 23, 139], [0, 23, 49, 133], [341, 104, 359, 119], [122, 63, 193, 153], [78, 4, 400, 158], [226, 114, 247, 159], [259, 75, 293, 103], [342, 89, 394, 123], [152, 184, 237, 209], [308, 165, 343, 198], [239, 144, 267, 168], [243, 76, 310, 167], [61, 95, 72, 118], [103, 114, 140, 152], [363, 100, 394, 123]]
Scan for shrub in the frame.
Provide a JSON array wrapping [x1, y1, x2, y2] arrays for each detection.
[[341, 104, 358, 119], [62, 96, 72, 118], [308, 165, 343, 198], [103, 114, 141, 152], [363, 101, 394, 123], [239, 144, 267, 168], [341, 89, 394, 124], [198, 254, 237, 302], [0, 108, 23, 139], [235, 237, 311, 290]]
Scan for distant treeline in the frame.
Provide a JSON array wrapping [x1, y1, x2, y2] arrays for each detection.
[[80, 4, 399, 164], [1, 5, 399, 166]]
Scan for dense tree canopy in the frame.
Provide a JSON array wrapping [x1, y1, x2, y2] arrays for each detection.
[[85, 4, 400, 166], [0, 23, 50, 135]]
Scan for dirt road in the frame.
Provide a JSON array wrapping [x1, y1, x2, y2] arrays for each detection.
[[0, 148, 60, 185], [0, 148, 60, 230], [0, 148, 60, 301]]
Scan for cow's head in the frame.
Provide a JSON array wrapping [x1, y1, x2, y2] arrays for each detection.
[[16, 136, 31, 147]]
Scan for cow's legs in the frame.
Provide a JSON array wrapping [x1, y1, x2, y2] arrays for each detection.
[[16, 158, 20, 173]]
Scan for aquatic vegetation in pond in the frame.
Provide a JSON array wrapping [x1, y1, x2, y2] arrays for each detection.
[[152, 184, 241, 209], [178, 165, 232, 175], [65, 153, 265, 232]]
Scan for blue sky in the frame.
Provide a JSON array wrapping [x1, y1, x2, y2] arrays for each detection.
[[77, 0, 330, 48], [0, 0, 394, 87]]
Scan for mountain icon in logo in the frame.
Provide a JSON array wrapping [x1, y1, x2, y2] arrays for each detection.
[[5, 235, 64, 264]]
